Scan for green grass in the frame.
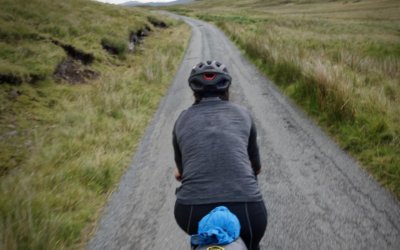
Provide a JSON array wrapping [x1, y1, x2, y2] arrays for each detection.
[[0, 0, 159, 82], [167, 0, 400, 198], [0, 0, 191, 248]]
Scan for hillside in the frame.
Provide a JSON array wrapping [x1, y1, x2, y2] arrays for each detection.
[[122, 0, 194, 6], [0, 0, 190, 248], [167, 0, 400, 197]]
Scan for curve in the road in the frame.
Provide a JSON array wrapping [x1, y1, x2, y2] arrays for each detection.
[[88, 14, 400, 250]]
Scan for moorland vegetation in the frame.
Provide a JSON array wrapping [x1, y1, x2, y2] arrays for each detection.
[[168, 0, 400, 197], [0, 0, 190, 248]]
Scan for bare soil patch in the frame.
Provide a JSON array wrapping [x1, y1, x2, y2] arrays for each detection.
[[54, 57, 99, 84]]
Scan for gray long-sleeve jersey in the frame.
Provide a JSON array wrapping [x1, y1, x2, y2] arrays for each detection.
[[173, 98, 263, 205]]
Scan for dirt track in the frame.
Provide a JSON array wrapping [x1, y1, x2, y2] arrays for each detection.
[[88, 15, 400, 250]]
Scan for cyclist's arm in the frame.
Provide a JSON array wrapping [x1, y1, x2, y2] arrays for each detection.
[[173, 130, 183, 175], [248, 120, 261, 175]]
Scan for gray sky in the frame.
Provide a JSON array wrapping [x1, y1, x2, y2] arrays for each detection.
[[96, 0, 175, 4]]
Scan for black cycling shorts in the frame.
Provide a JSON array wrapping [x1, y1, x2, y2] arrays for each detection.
[[174, 201, 268, 250]]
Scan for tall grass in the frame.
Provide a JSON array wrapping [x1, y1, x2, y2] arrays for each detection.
[[0, 0, 152, 82], [0, 0, 191, 248], [0, 0, 180, 175], [223, 20, 400, 196], [0, 24, 190, 248], [168, 0, 400, 197]]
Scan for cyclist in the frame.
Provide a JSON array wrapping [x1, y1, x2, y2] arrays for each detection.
[[173, 61, 267, 250]]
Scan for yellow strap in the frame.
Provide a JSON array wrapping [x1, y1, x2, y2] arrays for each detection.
[[207, 246, 225, 250]]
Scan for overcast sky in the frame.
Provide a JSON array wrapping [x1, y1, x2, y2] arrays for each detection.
[[96, 0, 175, 4]]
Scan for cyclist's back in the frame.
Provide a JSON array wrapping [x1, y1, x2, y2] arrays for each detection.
[[173, 61, 267, 250], [174, 98, 262, 205]]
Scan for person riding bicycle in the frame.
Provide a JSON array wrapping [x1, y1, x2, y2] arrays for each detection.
[[173, 61, 268, 250]]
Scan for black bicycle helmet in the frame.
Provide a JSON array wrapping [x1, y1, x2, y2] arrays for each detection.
[[188, 60, 232, 93]]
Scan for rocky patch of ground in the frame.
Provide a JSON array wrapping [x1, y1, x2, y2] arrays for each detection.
[[102, 20, 167, 56], [51, 39, 99, 84], [53, 57, 99, 84]]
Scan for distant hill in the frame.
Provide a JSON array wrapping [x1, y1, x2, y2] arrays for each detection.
[[122, 0, 194, 7]]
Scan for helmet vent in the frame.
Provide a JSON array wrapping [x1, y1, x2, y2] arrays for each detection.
[[203, 73, 217, 81]]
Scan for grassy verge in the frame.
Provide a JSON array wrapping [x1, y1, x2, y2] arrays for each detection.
[[0, 0, 191, 248], [167, 0, 400, 198]]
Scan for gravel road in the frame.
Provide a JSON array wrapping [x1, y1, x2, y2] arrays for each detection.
[[88, 15, 400, 250]]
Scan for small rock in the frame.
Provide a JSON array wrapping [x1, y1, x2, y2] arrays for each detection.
[[8, 90, 22, 99], [6, 130, 17, 137], [128, 42, 135, 52]]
